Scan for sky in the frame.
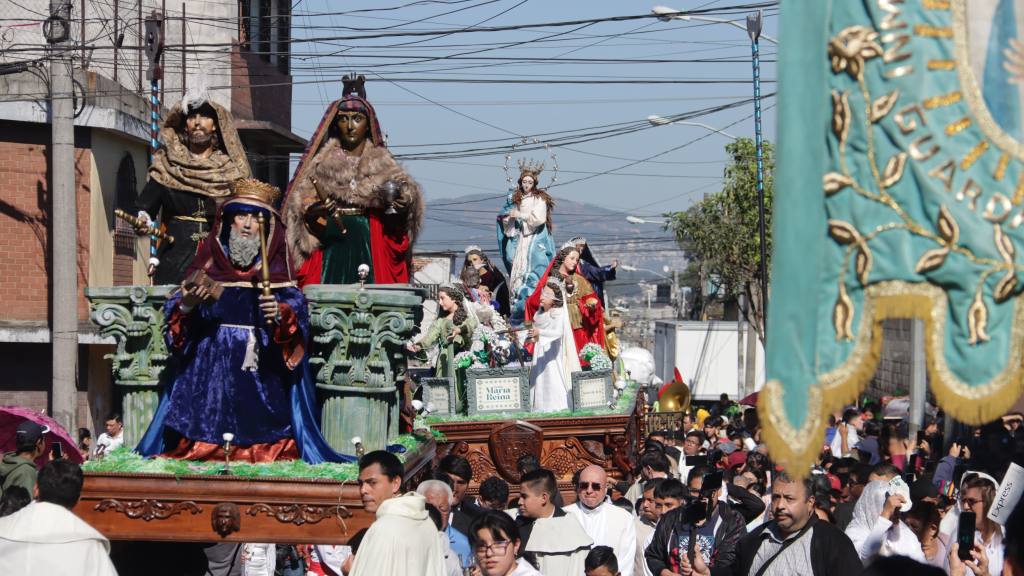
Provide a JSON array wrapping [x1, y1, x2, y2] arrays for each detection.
[[288, 0, 779, 252]]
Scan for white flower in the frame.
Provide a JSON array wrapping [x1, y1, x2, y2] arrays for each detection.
[[222, 432, 235, 443]]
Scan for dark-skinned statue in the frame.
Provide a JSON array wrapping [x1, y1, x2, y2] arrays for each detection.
[[284, 75, 423, 285]]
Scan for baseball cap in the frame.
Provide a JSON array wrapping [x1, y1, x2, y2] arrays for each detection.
[[15, 420, 49, 450]]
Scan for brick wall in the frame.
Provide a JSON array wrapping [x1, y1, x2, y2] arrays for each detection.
[[0, 122, 92, 321]]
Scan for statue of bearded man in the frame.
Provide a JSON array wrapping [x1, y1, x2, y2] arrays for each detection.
[[134, 93, 251, 284]]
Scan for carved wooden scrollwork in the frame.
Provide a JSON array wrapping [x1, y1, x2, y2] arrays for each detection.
[[541, 437, 607, 479], [247, 503, 353, 526], [464, 449, 498, 483], [94, 498, 202, 521]]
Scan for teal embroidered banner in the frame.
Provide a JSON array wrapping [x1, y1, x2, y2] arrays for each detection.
[[764, 0, 1024, 473]]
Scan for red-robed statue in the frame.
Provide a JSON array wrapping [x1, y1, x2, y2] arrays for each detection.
[[284, 75, 423, 286], [525, 245, 607, 360]]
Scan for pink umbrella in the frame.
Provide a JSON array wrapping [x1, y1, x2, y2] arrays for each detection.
[[0, 406, 84, 465], [739, 391, 759, 407]]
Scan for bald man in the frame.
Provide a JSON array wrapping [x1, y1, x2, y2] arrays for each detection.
[[564, 465, 637, 576]]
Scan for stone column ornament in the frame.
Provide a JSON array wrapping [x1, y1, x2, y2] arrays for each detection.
[[303, 284, 423, 453]]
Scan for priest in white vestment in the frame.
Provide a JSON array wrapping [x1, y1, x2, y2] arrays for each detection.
[[350, 493, 448, 576], [516, 468, 592, 574], [528, 282, 581, 412], [564, 465, 637, 576], [0, 460, 117, 576]]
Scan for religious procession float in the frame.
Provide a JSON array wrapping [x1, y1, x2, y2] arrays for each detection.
[[76, 76, 645, 545]]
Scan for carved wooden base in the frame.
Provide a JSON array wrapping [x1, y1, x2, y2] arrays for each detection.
[[432, 391, 644, 500], [74, 439, 435, 544]]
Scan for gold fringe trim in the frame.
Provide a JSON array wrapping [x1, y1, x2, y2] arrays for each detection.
[[914, 24, 953, 38], [762, 281, 1024, 479], [928, 59, 956, 71]]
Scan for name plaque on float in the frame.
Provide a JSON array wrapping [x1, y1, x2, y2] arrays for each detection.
[[466, 367, 531, 415], [421, 377, 456, 416], [572, 370, 614, 410]]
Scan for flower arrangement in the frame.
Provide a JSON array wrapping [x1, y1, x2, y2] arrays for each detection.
[[454, 351, 477, 369], [580, 343, 612, 371]]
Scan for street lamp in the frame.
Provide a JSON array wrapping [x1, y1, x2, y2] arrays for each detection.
[[651, 5, 778, 44], [646, 116, 738, 140]]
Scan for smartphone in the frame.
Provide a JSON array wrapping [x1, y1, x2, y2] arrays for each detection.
[[916, 430, 925, 444], [50, 442, 62, 460], [958, 511, 977, 561]]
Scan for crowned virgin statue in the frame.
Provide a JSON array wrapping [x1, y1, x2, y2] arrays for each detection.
[[497, 160, 556, 325]]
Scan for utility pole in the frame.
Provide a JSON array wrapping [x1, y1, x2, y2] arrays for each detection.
[[46, 0, 78, 434], [747, 10, 770, 334]]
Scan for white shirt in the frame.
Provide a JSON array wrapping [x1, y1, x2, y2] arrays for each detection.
[[564, 501, 637, 576], [829, 425, 860, 457], [94, 430, 124, 456]]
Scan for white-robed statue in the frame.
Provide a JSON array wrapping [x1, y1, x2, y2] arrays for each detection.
[[528, 281, 581, 412], [497, 160, 556, 325]]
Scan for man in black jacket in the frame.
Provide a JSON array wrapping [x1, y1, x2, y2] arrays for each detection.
[[645, 466, 756, 575], [437, 454, 484, 535], [683, 470, 861, 576]]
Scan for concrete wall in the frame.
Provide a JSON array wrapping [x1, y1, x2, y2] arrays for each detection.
[[88, 129, 151, 287], [869, 319, 915, 398]]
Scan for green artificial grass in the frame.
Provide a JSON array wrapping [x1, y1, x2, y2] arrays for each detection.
[[82, 432, 432, 482], [424, 381, 639, 424]]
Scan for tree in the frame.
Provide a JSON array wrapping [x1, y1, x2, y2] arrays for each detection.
[[666, 138, 774, 344]]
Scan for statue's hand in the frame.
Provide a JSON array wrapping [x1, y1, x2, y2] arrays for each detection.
[[259, 294, 281, 324]]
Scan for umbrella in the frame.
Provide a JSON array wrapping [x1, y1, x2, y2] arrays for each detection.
[[739, 391, 760, 407], [0, 406, 84, 465]]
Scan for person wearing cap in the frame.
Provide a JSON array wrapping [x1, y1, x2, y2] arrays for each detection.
[[134, 92, 252, 284], [285, 76, 423, 287], [0, 421, 47, 498]]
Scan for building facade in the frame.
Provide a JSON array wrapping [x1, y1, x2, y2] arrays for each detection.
[[0, 0, 303, 436]]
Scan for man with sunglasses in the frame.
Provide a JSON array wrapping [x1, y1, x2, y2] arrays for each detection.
[[565, 465, 638, 576]]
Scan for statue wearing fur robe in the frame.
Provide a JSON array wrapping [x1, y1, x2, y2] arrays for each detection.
[[284, 79, 423, 285]]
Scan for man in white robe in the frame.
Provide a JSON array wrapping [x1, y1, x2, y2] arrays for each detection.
[[0, 460, 117, 576], [350, 492, 448, 576], [565, 465, 637, 576], [516, 468, 592, 574]]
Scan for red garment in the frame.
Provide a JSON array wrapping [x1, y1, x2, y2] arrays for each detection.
[[369, 211, 411, 283], [296, 248, 324, 287], [163, 436, 300, 462], [525, 258, 607, 357]]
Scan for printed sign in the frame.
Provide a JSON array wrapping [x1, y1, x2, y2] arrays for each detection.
[[989, 462, 1024, 526], [466, 367, 531, 415], [421, 377, 455, 416], [572, 370, 613, 410]]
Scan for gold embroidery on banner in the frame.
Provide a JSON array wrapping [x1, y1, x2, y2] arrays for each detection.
[[923, 91, 962, 109], [946, 117, 971, 136], [957, 178, 982, 210], [878, 0, 908, 31], [914, 24, 953, 38], [1015, 178, 1024, 205], [928, 59, 956, 70], [881, 33, 913, 64], [929, 159, 956, 192], [960, 141, 990, 170], [995, 153, 1011, 181], [985, 193, 1013, 224], [894, 104, 927, 133], [952, 0, 1024, 160], [909, 135, 941, 161], [923, 0, 950, 9], [885, 65, 915, 79]]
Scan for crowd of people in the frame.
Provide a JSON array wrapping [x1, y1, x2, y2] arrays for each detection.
[[3, 396, 1023, 576]]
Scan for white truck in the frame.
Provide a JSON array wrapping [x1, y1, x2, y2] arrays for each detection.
[[653, 320, 764, 402]]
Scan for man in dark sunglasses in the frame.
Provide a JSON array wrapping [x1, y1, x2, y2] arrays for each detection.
[[565, 465, 638, 576]]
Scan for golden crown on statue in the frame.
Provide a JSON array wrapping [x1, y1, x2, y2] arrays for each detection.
[[231, 178, 281, 206], [518, 158, 545, 178]]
